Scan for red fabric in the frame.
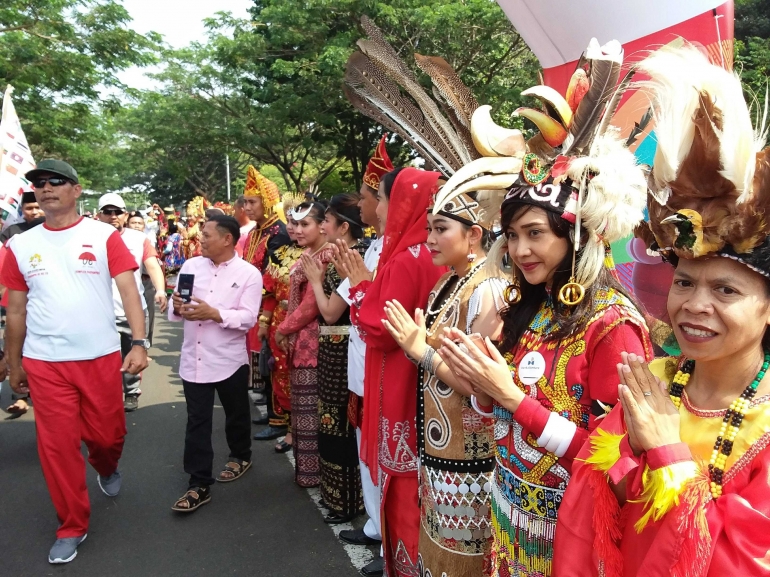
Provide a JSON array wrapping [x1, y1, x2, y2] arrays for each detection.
[[378, 168, 441, 268], [278, 246, 334, 368], [356, 247, 444, 478], [512, 395, 550, 436], [107, 230, 139, 278], [1, 244, 27, 291], [142, 237, 157, 261], [23, 352, 125, 538], [554, 403, 770, 577], [647, 443, 693, 470], [352, 168, 446, 481], [499, 308, 651, 486], [43, 216, 83, 231], [382, 474, 420, 577]]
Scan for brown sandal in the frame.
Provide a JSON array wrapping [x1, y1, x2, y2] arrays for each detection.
[[171, 486, 211, 513], [216, 460, 251, 483]]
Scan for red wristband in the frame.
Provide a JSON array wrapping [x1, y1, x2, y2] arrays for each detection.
[[646, 442, 692, 470]]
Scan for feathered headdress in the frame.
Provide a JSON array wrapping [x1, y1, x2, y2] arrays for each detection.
[[363, 135, 395, 190], [243, 165, 280, 211], [433, 38, 648, 305], [344, 16, 480, 178], [344, 16, 490, 229], [281, 191, 305, 215], [634, 44, 770, 277]]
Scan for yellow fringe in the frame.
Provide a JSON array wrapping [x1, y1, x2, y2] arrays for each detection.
[[634, 460, 700, 532], [584, 429, 625, 474]]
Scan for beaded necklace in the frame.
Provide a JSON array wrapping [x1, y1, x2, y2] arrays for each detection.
[[425, 258, 486, 337], [669, 351, 770, 499]]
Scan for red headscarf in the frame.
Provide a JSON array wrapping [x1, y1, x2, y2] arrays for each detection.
[[379, 167, 441, 267]]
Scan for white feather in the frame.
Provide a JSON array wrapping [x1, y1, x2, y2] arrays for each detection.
[[637, 44, 757, 202]]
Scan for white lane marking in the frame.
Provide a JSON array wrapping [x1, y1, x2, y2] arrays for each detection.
[[283, 447, 374, 571], [252, 400, 374, 574]]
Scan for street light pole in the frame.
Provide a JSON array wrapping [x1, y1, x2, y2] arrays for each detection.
[[226, 153, 231, 202]]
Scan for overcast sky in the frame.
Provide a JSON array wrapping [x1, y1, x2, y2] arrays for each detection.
[[117, 0, 253, 89]]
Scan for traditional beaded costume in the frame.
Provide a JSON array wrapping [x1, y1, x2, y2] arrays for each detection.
[[554, 44, 770, 577]]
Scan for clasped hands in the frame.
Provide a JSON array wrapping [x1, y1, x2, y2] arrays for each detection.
[[172, 293, 222, 323], [331, 239, 371, 286], [617, 352, 681, 454]]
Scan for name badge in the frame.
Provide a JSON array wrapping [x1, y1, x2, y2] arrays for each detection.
[[518, 351, 546, 385]]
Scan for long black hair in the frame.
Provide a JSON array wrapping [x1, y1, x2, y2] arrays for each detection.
[[499, 203, 638, 352]]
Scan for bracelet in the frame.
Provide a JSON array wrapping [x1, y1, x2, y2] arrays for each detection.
[[258, 315, 272, 324], [420, 345, 437, 375], [471, 395, 495, 417]]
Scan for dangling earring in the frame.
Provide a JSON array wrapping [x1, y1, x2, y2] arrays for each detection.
[[503, 274, 522, 305], [467, 248, 477, 263]]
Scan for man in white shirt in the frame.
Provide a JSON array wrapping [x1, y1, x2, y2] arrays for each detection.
[[97, 193, 167, 411], [1, 159, 148, 564]]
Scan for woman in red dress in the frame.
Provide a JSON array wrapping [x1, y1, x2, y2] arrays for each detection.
[[347, 167, 446, 577]]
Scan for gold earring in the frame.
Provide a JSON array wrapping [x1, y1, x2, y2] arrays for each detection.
[[558, 276, 586, 306], [503, 275, 522, 304]]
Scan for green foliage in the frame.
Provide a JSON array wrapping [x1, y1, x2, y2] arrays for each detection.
[[735, 0, 770, 42], [0, 0, 160, 189], [117, 0, 538, 208]]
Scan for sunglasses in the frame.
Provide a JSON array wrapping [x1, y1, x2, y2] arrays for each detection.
[[31, 177, 71, 188], [101, 208, 124, 216]]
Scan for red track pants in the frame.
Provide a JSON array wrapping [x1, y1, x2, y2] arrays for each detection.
[[24, 352, 126, 538]]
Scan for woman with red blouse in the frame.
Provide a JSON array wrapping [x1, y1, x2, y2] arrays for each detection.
[[276, 201, 333, 488]]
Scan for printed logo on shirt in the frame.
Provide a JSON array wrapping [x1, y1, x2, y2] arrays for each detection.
[[75, 251, 100, 275], [27, 253, 48, 278]]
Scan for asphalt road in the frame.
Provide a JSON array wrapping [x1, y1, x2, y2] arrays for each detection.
[[0, 316, 369, 577]]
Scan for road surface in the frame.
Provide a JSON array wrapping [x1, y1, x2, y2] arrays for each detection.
[[0, 316, 375, 576]]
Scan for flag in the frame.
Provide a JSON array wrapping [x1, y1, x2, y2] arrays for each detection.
[[0, 85, 36, 229]]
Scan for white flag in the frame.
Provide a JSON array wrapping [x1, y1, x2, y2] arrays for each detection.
[[0, 85, 36, 229]]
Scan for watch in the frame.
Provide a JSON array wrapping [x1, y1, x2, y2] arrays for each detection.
[[131, 339, 151, 350]]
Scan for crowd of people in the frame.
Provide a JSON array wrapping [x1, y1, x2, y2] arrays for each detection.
[[3, 34, 770, 577]]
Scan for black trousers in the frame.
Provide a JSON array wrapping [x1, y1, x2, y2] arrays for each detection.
[[142, 275, 156, 345], [182, 364, 252, 488]]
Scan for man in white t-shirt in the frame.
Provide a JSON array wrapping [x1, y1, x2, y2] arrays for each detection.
[[1, 160, 148, 565], [97, 193, 167, 412]]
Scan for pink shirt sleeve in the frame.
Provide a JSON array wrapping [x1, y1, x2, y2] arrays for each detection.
[[0, 245, 28, 291], [107, 230, 139, 278]]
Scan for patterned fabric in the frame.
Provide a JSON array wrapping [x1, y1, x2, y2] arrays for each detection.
[[291, 366, 320, 487], [263, 243, 303, 423], [163, 233, 185, 270], [279, 245, 334, 367], [491, 288, 651, 577], [418, 269, 506, 577], [318, 248, 366, 517]]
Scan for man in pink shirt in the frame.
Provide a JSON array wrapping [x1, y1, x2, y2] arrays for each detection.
[[168, 214, 262, 513]]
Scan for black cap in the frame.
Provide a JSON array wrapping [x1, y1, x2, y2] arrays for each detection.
[[25, 159, 79, 184], [21, 191, 37, 205]]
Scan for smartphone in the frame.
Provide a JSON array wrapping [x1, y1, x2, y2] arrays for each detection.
[[467, 333, 494, 359], [178, 273, 195, 303]]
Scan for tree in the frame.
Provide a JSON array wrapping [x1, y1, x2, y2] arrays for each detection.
[[120, 0, 538, 202], [0, 0, 160, 189], [735, 0, 770, 112]]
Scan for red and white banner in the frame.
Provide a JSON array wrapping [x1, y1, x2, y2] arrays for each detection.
[[0, 85, 35, 228]]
